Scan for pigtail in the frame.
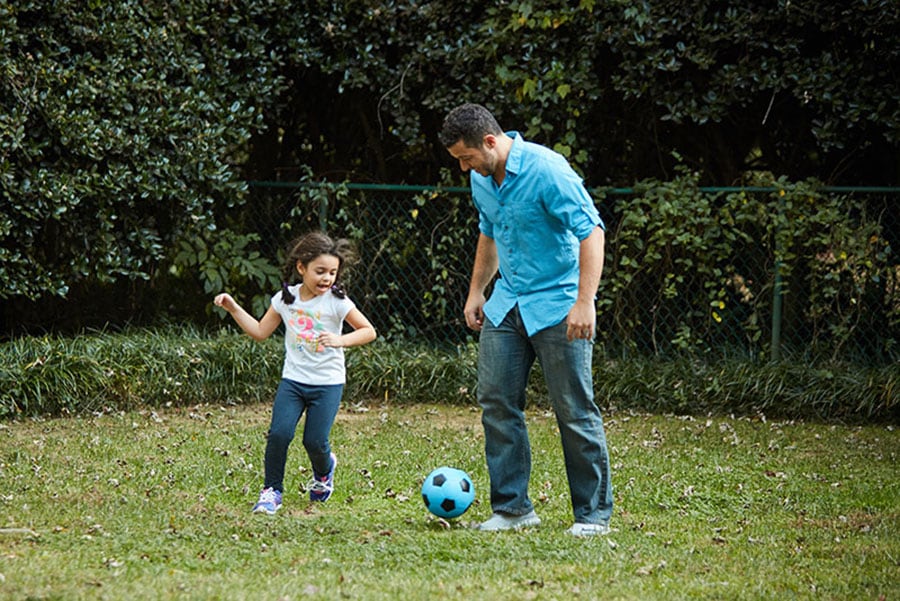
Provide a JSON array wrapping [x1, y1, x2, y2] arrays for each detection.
[[281, 281, 295, 304], [330, 237, 357, 300], [280, 249, 298, 304], [330, 283, 347, 299]]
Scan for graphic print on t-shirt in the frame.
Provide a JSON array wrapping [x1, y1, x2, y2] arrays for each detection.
[[287, 307, 325, 353]]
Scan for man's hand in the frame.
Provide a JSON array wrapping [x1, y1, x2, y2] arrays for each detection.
[[464, 293, 487, 331], [566, 299, 596, 341]]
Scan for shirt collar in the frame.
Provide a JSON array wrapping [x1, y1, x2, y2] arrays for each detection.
[[505, 131, 523, 177]]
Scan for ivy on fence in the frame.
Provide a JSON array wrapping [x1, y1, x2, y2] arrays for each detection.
[[215, 175, 898, 364]]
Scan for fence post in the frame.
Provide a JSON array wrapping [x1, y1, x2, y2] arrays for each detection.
[[771, 262, 783, 362], [771, 194, 784, 362], [319, 186, 329, 232]]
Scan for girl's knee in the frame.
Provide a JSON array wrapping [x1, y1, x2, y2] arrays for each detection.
[[267, 427, 295, 447], [302, 437, 329, 457]]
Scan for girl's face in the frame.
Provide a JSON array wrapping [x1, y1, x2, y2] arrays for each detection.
[[297, 254, 340, 297]]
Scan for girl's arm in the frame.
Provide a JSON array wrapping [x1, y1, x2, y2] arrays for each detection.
[[214, 293, 281, 341], [318, 307, 377, 348]]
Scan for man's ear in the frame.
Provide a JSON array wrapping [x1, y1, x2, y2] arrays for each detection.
[[483, 134, 497, 149]]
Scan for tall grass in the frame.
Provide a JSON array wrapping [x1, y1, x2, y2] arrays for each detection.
[[0, 327, 897, 421], [594, 358, 899, 422], [0, 327, 281, 416]]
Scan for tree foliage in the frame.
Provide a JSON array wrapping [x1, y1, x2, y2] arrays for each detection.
[[251, 0, 898, 187], [1, 0, 897, 336], [0, 0, 289, 303]]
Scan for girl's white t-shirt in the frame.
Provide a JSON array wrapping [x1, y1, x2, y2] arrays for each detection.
[[271, 284, 356, 385]]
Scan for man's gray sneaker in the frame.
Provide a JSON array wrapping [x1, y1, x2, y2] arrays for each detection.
[[568, 522, 610, 537], [477, 510, 541, 531]]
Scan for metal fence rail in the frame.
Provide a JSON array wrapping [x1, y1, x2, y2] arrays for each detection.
[[245, 181, 900, 364]]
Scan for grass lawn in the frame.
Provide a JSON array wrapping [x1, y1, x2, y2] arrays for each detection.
[[1, 402, 897, 600]]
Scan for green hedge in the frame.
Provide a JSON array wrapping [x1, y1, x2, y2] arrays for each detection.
[[1, 328, 896, 423], [4, 0, 898, 316], [0, 327, 280, 416]]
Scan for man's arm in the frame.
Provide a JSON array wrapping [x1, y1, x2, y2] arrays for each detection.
[[566, 226, 605, 341], [463, 233, 499, 331]]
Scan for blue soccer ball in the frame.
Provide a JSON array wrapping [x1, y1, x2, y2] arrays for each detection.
[[421, 466, 475, 519]]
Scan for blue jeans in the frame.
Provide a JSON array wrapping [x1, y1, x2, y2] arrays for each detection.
[[478, 306, 613, 524], [263, 379, 342, 492]]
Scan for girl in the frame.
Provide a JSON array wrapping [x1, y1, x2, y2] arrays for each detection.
[[214, 231, 376, 514]]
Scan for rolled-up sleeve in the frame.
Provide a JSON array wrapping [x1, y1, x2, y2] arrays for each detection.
[[545, 161, 604, 239]]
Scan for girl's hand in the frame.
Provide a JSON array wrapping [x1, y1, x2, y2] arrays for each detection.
[[214, 293, 237, 313], [317, 332, 343, 348]]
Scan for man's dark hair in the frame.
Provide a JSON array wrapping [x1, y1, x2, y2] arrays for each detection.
[[439, 103, 503, 148]]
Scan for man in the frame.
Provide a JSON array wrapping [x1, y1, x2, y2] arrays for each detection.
[[439, 103, 613, 536]]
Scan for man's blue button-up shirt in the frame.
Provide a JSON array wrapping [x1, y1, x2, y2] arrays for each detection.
[[470, 132, 605, 336]]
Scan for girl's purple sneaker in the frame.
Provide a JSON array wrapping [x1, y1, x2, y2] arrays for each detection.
[[309, 453, 337, 502], [252, 487, 282, 514]]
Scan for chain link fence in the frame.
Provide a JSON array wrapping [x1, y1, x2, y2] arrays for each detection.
[[243, 181, 899, 364]]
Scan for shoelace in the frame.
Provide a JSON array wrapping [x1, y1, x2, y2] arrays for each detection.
[[309, 479, 332, 493], [259, 489, 279, 503]]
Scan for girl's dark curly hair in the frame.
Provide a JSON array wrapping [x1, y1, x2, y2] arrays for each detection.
[[280, 231, 358, 303]]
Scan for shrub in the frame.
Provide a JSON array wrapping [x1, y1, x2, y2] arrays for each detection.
[[1, 328, 896, 423]]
